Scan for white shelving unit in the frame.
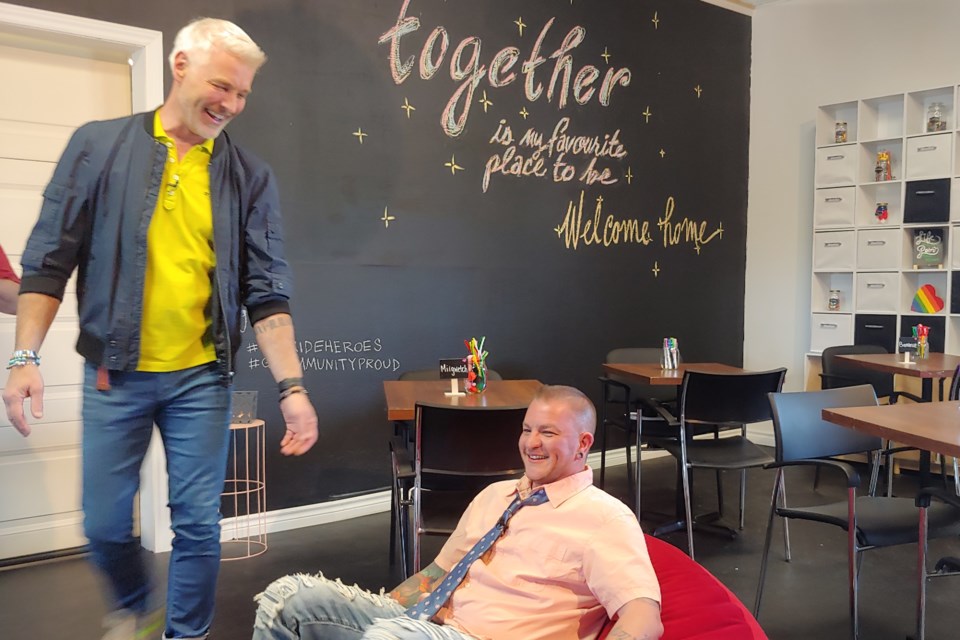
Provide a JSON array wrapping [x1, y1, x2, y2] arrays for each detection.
[[809, 86, 960, 356]]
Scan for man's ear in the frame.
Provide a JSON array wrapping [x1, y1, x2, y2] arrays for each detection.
[[172, 51, 189, 81], [579, 431, 594, 454]]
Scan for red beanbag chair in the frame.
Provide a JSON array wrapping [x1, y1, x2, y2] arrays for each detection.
[[598, 535, 767, 639]]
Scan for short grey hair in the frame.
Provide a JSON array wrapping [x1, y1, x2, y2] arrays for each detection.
[[532, 385, 597, 435], [169, 17, 267, 71]]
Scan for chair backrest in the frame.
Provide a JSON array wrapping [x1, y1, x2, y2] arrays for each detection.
[[949, 364, 960, 401], [605, 347, 676, 403], [399, 368, 503, 381], [820, 344, 894, 398], [414, 403, 525, 489], [680, 368, 786, 427], [768, 384, 881, 462]]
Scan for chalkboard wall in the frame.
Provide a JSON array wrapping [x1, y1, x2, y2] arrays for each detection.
[[11, 0, 751, 508]]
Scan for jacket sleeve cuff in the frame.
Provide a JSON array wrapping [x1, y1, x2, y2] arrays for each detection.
[[247, 299, 291, 325], [18, 275, 66, 301]]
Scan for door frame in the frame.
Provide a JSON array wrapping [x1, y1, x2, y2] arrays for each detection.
[[0, 2, 170, 552]]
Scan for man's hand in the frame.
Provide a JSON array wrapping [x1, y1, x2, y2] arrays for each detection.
[[278, 391, 318, 455], [3, 364, 44, 436]]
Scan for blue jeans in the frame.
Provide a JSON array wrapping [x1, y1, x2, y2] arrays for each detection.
[[82, 362, 231, 639], [252, 574, 475, 640]]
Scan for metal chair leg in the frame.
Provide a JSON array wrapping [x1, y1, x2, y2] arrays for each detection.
[[754, 469, 783, 617], [916, 504, 929, 640], [779, 470, 791, 561], [680, 436, 696, 560]]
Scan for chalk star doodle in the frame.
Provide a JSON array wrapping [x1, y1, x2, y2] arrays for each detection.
[[652, 262, 660, 277], [694, 85, 703, 98], [601, 47, 611, 64], [478, 90, 493, 113], [401, 98, 415, 117], [519, 106, 530, 119], [625, 167, 634, 185], [514, 17, 526, 36], [642, 106, 652, 123], [445, 155, 464, 175], [352, 127, 367, 144], [652, 11, 660, 29], [381, 206, 396, 228], [659, 148, 666, 158]]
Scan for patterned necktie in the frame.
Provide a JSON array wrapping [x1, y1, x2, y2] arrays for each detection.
[[406, 488, 549, 621]]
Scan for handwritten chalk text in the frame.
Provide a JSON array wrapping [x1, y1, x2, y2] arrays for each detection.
[[379, 0, 631, 137]]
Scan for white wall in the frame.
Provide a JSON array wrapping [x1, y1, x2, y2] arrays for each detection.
[[746, 0, 960, 389]]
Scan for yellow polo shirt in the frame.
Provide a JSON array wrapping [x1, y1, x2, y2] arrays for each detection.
[[137, 112, 217, 372]]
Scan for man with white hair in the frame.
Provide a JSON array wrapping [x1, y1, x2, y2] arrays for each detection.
[[3, 17, 318, 640]]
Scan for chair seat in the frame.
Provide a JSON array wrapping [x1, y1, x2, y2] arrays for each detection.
[[778, 497, 960, 548], [664, 436, 774, 470]]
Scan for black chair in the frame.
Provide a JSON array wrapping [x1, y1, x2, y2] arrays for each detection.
[[598, 348, 727, 514], [755, 385, 960, 640], [388, 367, 507, 567], [597, 347, 678, 495], [655, 368, 786, 559], [915, 486, 960, 639], [820, 344, 923, 404], [820, 344, 924, 495], [391, 403, 526, 577]]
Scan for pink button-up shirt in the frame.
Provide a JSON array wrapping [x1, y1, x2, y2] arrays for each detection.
[[433, 467, 661, 640]]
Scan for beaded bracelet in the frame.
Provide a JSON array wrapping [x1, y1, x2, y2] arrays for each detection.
[[7, 349, 41, 369]]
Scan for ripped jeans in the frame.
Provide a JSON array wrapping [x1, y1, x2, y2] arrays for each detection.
[[252, 573, 476, 640]]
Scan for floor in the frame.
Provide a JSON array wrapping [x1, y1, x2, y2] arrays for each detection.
[[1, 455, 958, 640]]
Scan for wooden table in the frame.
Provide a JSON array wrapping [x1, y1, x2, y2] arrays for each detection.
[[383, 379, 542, 422], [822, 401, 960, 640], [834, 353, 960, 484], [834, 353, 960, 402], [601, 362, 746, 526], [601, 362, 745, 386], [822, 401, 960, 462]]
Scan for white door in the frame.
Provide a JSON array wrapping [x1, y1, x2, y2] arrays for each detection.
[[0, 2, 162, 560]]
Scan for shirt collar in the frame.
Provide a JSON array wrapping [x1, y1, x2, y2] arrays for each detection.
[[506, 466, 594, 507], [153, 110, 214, 155]]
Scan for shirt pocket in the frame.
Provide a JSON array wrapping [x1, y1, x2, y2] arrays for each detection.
[[499, 538, 579, 593]]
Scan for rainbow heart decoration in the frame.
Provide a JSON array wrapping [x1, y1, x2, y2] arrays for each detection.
[[911, 284, 944, 313]]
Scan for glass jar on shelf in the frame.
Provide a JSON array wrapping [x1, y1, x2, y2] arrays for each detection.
[[926, 102, 946, 132], [834, 121, 847, 144]]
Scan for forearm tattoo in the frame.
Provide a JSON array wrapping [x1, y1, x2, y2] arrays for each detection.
[[389, 563, 446, 607], [254, 315, 292, 335]]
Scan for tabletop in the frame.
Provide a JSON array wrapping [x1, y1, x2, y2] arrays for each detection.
[[834, 353, 960, 378], [822, 400, 960, 459], [601, 362, 745, 386], [382, 379, 543, 422]]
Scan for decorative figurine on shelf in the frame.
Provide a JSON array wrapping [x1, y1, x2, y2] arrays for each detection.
[[874, 202, 889, 223], [835, 121, 847, 144], [874, 149, 893, 182], [463, 336, 488, 394]]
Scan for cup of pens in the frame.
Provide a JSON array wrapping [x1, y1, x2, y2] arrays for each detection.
[[914, 324, 929, 359], [464, 337, 488, 393], [661, 337, 680, 370]]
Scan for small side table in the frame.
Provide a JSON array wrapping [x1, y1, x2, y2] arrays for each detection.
[[221, 419, 267, 560]]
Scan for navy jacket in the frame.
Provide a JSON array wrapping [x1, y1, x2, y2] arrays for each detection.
[[20, 111, 293, 379]]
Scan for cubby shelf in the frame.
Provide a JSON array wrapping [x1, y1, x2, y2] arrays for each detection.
[[811, 87, 960, 354]]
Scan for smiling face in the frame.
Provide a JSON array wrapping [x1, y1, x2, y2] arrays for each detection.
[[519, 398, 594, 489], [166, 47, 256, 145]]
